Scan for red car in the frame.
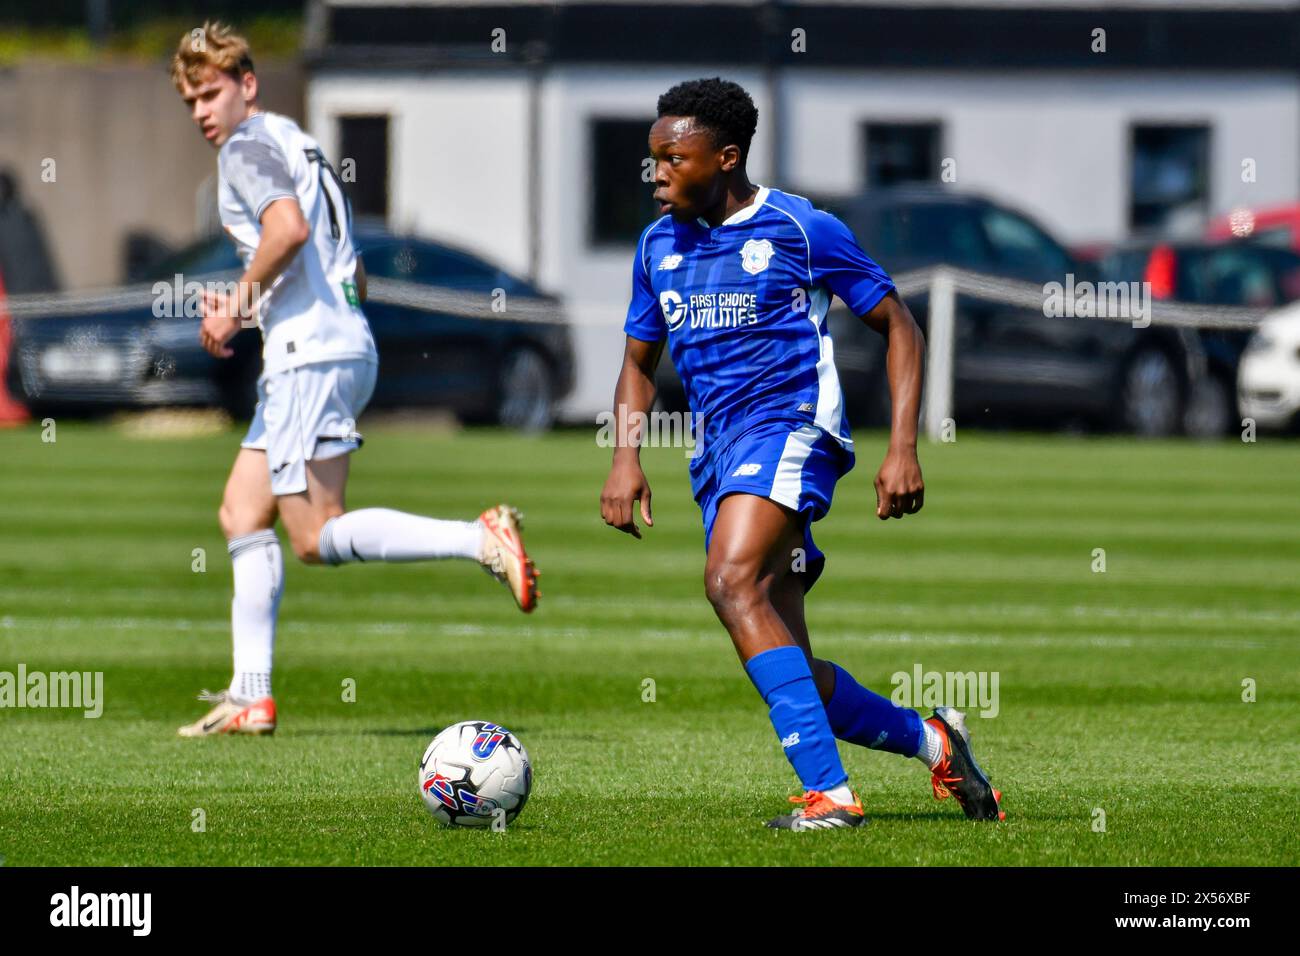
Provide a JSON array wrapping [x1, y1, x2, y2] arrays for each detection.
[[1206, 202, 1300, 252]]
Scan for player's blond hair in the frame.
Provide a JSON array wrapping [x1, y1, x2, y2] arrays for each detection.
[[170, 21, 255, 92]]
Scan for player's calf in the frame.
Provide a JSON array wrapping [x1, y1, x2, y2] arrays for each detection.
[[310, 504, 539, 612]]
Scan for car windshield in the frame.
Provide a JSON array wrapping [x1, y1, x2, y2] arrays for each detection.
[[358, 239, 508, 291], [149, 239, 241, 280], [980, 207, 1074, 279], [1099, 248, 1153, 283], [872, 204, 994, 270], [1179, 247, 1300, 307]]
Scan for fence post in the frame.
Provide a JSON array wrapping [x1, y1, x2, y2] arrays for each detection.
[[923, 268, 955, 442]]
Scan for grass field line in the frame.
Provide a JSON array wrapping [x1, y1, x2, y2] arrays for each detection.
[[0, 613, 1274, 651], [9, 589, 1296, 626], [8, 506, 1291, 533], [2, 587, 1300, 624], [537, 594, 1300, 626]]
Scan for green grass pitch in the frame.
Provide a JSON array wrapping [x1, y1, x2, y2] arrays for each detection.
[[0, 421, 1297, 866]]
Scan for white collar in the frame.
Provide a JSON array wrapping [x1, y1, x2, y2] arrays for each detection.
[[697, 185, 769, 229]]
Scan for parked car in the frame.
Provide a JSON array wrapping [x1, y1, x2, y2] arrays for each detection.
[[823, 185, 1088, 283], [1205, 202, 1300, 252], [1098, 240, 1300, 435], [827, 187, 1121, 433], [1100, 240, 1300, 307], [7, 226, 574, 431], [1238, 299, 1300, 431]]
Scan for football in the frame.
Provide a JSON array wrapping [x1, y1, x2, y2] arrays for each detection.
[[418, 720, 532, 828]]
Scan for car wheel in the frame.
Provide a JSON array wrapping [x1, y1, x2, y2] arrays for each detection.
[[1120, 348, 1182, 437], [1183, 372, 1233, 438], [497, 346, 556, 432]]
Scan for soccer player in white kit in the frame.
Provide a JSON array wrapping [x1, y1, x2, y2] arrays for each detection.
[[171, 23, 539, 737]]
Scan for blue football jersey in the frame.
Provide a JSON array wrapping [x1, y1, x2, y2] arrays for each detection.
[[623, 185, 895, 481]]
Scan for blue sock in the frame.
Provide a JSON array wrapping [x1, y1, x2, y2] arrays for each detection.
[[825, 662, 924, 757], [745, 646, 848, 792]]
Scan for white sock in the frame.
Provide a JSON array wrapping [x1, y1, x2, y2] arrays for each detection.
[[824, 783, 855, 805], [916, 718, 943, 769], [227, 529, 282, 704], [317, 508, 483, 564], [232, 671, 271, 702]]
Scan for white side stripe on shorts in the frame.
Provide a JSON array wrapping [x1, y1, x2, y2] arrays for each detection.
[[770, 425, 822, 511]]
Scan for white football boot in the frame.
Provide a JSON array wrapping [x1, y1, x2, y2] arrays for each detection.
[[178, 689, 277, 737], [477, 504, 540, 613]]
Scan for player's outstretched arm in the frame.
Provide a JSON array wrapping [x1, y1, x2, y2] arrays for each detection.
[[199, 197, 310, 357], [860, 290, 926, 519], [599, 335, 664, 539]]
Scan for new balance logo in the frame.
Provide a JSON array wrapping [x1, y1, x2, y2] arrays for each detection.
[[731, 463, 762, 477], [658, 254, 683, 271], [780, 732, 800, 749], [797, 402, 815, 413]]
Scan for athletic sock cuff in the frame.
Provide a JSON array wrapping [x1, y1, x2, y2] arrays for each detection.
[[745, 645, 814, 702], [228, 529, 279, 560], [317, 516, 342, 566]]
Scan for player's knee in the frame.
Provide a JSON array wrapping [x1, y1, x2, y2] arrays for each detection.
[[219, 499, 273, 540], [703, 560, 767, 618], [217, 501, 237, 539]]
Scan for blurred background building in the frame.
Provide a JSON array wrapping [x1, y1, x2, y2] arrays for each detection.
[[303, 0, 1300, 417], [3, 0, 1300, 428]]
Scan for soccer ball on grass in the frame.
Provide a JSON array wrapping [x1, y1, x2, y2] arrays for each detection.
[[418, 720, 532, 828]]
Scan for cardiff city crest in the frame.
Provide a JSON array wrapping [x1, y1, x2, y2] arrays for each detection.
[[740, 238, 774, 276]]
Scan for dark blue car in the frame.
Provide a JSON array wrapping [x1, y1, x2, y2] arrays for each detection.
[[8, 226, 573, 431]]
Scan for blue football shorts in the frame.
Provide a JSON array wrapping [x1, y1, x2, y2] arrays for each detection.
[[693, 419, 855, 591]]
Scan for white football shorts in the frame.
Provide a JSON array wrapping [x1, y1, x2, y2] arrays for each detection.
[[240, 357, 378, 496]]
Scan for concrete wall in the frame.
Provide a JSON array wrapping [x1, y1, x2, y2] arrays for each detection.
[[0, 60, 303, 290], [783, 70, 1300, 244], [308, 70, 533, 275]]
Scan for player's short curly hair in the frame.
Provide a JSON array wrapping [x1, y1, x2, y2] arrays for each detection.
[[170, 21, 255, 92], [657, 77, 759, 162]]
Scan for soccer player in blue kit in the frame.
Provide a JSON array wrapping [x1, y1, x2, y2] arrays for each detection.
[[600, 78, 1004, 830]]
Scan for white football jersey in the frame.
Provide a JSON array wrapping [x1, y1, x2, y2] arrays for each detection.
[[217, 111, 377, 374]]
